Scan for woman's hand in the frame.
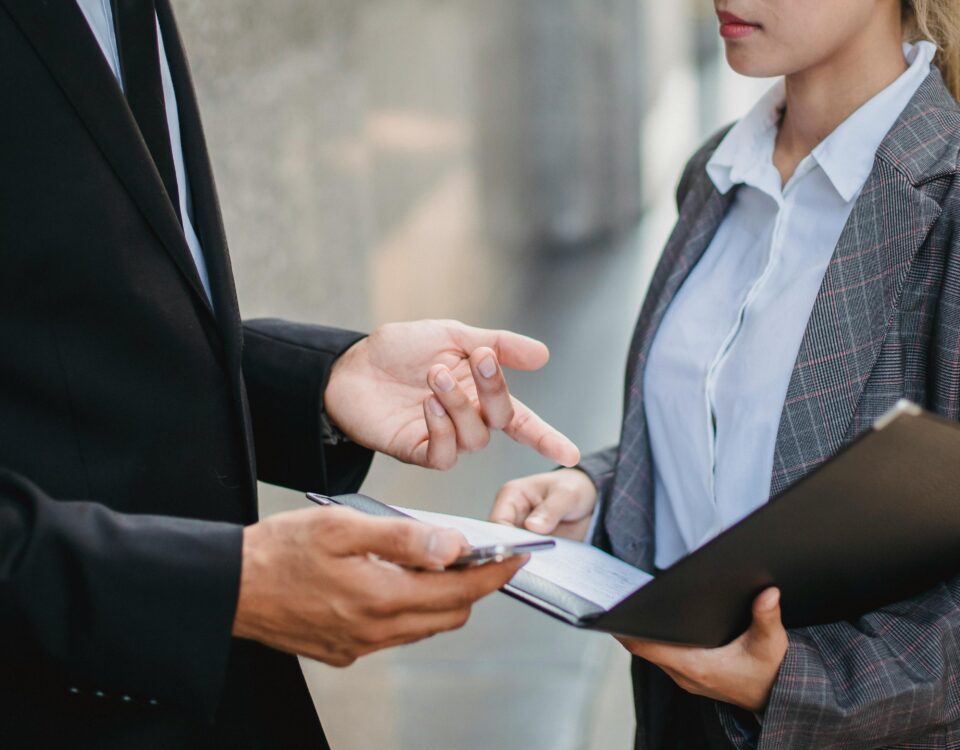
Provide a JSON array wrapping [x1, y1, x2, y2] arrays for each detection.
[[489, 468, 598, 541], [619, 588, 788, 713]]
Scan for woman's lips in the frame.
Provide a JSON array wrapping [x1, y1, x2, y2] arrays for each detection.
[[717, 10, 760, 39]]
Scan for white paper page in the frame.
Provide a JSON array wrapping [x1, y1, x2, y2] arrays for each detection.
[[396, 506, 653, 610]]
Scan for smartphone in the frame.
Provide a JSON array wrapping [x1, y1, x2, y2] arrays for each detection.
[[448, 539, 555, 569], [304, 492, 556, 569]]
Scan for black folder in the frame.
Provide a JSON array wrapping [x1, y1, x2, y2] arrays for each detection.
[[309, 401, 960, 647]]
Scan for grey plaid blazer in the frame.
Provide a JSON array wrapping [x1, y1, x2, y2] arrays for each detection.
[[580, 68, 960, 749]]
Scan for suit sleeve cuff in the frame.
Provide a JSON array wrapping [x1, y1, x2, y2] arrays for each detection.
[[242, 319, 374, 493], [2, 476, 243, 721], [717, 631, 819, 750]]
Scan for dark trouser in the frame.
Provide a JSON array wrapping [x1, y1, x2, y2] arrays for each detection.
[[632, 657, 736, 750]]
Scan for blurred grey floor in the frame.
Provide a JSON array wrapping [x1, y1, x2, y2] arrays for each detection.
[[171, 0, 766, 746], [290, 205, 669, 750], [280, 187, 673, 750]]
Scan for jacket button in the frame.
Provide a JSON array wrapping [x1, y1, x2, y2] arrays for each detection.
[[121, 695, 133, 703], [68, 687, 80, 695], [94, 690, 105, 698]]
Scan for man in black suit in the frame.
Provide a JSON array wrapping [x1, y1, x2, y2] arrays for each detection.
[[0, 0, 580, 747]]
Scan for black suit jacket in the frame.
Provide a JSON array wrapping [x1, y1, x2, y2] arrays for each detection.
[[0, 0, 373, 746]]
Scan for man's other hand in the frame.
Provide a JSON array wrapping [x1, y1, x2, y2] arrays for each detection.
[[232, 506, 526, 666], [323, 320, 580, 470]]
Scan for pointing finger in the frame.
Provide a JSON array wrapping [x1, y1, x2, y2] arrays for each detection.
[[504, 398, 581, 467]]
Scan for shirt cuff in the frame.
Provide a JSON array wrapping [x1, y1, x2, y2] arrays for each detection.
[[584, 491, 603, 544], [320, 411, 351, 446]]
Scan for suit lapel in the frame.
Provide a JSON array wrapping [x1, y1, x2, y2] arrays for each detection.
[[0, 0, 216, 321], [769, 163, 941, 495], [769, 69, 958, 496], [154, 0, 255, 509], [155, 0, 243, 367], [627, 184, 735, 390]]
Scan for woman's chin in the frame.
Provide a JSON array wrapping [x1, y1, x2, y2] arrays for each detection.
[[723, 47, 787, 79]]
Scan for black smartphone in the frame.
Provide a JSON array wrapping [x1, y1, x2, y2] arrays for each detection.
[[305, 492, 556, 569], [448, 539, 555, 568]]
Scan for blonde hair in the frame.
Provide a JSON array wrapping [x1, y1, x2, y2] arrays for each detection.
[[903, 0, 960, 101]]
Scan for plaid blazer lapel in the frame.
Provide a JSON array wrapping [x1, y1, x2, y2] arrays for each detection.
[[769, 148, 943, 497], [606, 180, 735, 568]]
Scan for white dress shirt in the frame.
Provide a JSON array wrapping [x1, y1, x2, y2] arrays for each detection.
[[75, 0, 213, 302], [643, 42, 935, 569]]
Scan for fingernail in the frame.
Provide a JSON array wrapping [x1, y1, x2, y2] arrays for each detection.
[[428, 396, 446, 418], [428, 530, 461, 564], [435, 368, 455, 393], [527, 514, 546, 528], [477, 356, 497, 379]]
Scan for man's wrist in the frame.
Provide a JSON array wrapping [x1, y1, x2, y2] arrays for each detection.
[[321, 337, 365, 441]]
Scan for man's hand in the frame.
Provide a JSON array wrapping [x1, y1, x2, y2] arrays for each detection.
[[324, 320, 580, 470], [489, 469, 598, 540], [232, 506, 526, 667], [619, 588, 788, 713]]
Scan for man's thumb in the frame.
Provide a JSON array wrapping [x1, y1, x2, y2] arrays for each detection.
[[329, 510, 468, 568]]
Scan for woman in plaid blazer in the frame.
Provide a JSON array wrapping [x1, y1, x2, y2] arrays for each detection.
[[492, 0, 960, 748]]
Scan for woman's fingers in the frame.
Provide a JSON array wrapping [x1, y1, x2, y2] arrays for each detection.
[[491, 470, 599, 540], [490, 479, 537, 527], [522, 488, 575, 534], [490, 473, 581, 534]]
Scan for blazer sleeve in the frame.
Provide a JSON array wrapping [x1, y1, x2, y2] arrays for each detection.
[[715, 576, 960, 749], [574, 447, 618, 548], [241, 318, 374, 495], [0, 469, 242, 720]]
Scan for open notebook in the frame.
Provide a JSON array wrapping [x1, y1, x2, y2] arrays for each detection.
[[306, 491, 650, 621], [309, 401, 960, 646]]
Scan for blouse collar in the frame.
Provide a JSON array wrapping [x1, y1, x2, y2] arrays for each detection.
[[707, 41, 937, 202]]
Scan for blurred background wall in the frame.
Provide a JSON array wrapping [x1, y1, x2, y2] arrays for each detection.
[[170, 0, 768, 747]]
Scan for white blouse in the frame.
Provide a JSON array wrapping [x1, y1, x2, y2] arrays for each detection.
[[644, 42, 936, 569]]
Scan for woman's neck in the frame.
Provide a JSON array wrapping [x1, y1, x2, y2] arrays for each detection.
[[774, 22, 908, 186]]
